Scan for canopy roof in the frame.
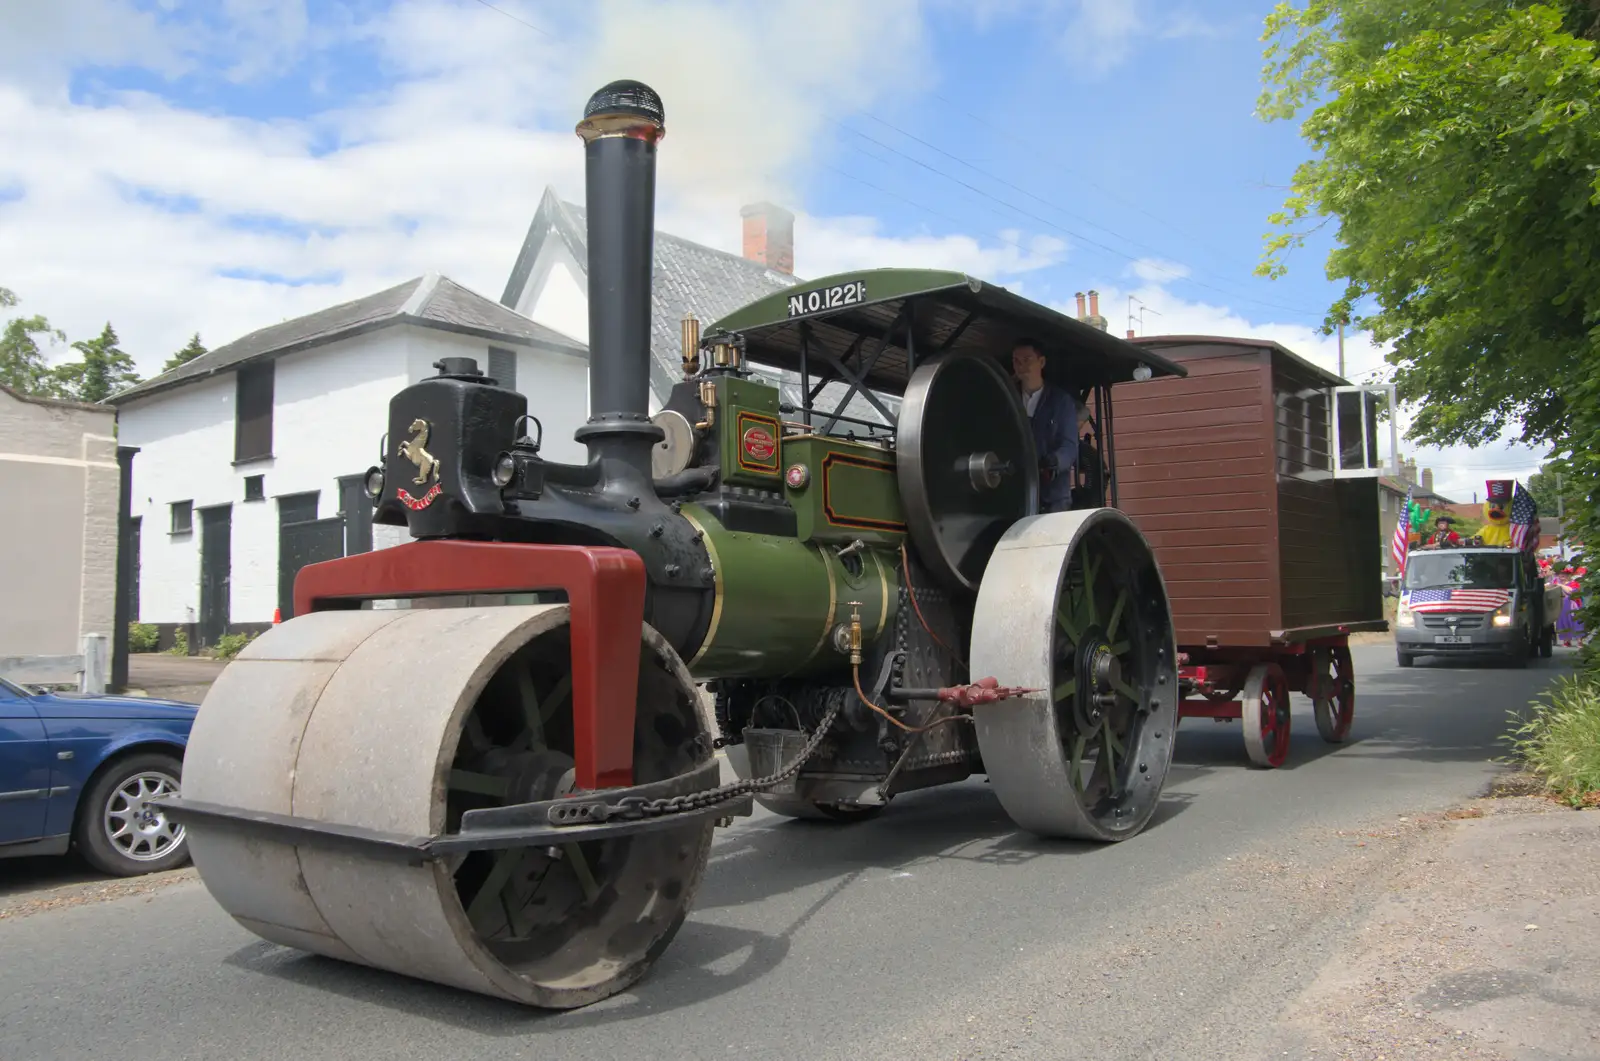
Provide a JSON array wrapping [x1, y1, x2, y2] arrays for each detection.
[[707, 268, 1187, 396]]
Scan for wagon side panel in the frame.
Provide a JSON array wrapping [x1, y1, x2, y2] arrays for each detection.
[[1114, 344, 1278, 647], [1271, 351, 1384, 632]]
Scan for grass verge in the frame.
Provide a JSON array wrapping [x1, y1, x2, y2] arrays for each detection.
[[1504, 674, 1600, 807]]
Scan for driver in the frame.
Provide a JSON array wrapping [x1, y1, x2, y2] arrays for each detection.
[[1011, 337, 1078, 514]]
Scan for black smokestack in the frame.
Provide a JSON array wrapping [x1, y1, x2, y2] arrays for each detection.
[[573, 80, 665, 472]]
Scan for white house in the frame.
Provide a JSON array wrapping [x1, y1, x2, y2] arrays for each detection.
[[112, 190, 889, 651], [111, 274, 588, 648]]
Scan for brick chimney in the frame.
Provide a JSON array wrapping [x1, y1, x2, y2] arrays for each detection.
[[1085, 289, 1108, 332], [740, 202, 794, 274], [1422, 468, 1434, 494], [1075, 291, 1086, 319]]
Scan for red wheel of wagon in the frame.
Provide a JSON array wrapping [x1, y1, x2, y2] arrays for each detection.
[[1241, 662, 1291, 768], [1311, 644, 1355, 743]]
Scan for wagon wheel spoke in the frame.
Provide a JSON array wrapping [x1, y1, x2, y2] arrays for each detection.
[[1099, 715, 1120, 796], [1106, 586, 1128, 642], [1069, 733, 1088, 793], [1052, 680, 1075, 701], [563, 844, 601, 903], [1056, 605, 1080, 642]]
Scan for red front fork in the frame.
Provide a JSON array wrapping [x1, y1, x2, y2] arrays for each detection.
[[293, 540, 645, 790]]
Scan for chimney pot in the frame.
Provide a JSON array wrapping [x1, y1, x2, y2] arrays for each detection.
[[1075, 292, 1086, 319], [1422, 468, 1434, 493], [740, 202, 794, 275], [1088, 289, 1100, 318], [1127, 328, 1136, 339]]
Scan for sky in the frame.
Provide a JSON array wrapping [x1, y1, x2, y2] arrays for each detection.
[[0, 0, 1550, 503]]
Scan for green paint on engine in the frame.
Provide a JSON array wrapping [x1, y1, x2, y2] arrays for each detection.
[[782, 435, 907, 546], [679, 502, 900, 679], [716, 376, 783, 488]]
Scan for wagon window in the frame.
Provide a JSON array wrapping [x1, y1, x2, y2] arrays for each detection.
[[1331, 384, 1397, 478]]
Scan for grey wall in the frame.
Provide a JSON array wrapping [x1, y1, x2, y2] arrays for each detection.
[[0, 388, 120, 657]]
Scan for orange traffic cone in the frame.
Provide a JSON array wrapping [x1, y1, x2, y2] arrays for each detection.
[[272, 608, 282, 624]]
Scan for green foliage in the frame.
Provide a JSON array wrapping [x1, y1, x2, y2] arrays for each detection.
[[0, 286, 69, 397], [1504, 674, 1600, 805], [165, 628, 189, 656], [211, 631, 254, 659], [164, 333, 207, 373], [49, 322, 141, 403], [1526, 459, 1576, 516], [1258, 0, 1600, 674], [1257, 1, 1600, 448], [128, 622, 159, 653]]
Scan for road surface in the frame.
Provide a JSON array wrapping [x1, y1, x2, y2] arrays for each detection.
[[0, 643, 1570, 1060]]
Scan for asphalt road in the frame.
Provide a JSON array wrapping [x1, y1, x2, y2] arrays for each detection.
[[0, 643, 1572, 1061]]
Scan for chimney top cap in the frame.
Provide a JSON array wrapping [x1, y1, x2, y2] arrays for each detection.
[[584, 80, 664, 125], [740, 201, 794, 222]]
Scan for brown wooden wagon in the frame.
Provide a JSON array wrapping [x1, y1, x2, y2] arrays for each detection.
[[1113, 335, 1392, 767]]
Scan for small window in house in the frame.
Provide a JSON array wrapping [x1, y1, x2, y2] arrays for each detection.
[[487, 347, 517, 392], [171, 500, 193, 535], [244, 475, 265, 502], [235, 361, 275, 463]]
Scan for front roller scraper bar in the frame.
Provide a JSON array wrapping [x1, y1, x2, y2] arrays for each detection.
[[157, 758, 752, 867]]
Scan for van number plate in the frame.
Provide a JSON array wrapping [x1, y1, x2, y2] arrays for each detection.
[[1433, 635, 1470, 644], [787, 281, 867, 318]]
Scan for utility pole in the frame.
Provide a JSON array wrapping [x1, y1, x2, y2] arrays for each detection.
[[1337, 317, 1346, 380], [1557, 471, 1566, 561]]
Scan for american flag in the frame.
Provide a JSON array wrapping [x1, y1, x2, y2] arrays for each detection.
[[1406, 587, 1512, 613], [1508, 481, 1539, 552], [1391, 484, 1414, 573]]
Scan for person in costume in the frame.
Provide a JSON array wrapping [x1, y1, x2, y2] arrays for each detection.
[[1557, 565, 1587, 647], [1479, 479, 1515, 547], [1423, 515, 1462, 548]]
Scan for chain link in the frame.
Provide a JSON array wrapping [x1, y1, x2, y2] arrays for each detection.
[[612, 699, 844, 820]]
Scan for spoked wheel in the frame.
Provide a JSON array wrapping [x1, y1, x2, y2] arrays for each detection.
[[1241, 663, 1291, 768], [969, 509, 1179, 841], [1310, 645, 1355, 743], [181, 605, 716, 1009]]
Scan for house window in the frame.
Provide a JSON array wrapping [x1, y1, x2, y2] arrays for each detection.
[[277, 491, 318, 525], [244, 475, 265, 502], [171, 500, 193, 535], [235, 362, 275, 463], [488, 347, 517, 391]]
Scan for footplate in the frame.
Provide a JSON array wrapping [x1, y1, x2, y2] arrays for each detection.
[[157, 758, 746, 866]]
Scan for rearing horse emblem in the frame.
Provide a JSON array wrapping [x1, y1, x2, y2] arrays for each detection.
[[399, 418, 439, 485]]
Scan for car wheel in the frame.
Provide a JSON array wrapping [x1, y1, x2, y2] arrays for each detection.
[[75, 751, 190, 877], [1539, 625, 1555, 659], [1396, 651, 1414, 668]]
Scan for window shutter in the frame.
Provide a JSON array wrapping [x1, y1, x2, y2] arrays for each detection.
[[235, 362, 275, 462]]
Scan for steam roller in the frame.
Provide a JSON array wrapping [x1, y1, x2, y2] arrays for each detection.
[[161, 78, 1187, 1009]]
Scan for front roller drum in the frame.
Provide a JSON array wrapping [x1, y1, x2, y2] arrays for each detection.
[[180, 604, 716, 1009], [969, 509, 1179, 841]]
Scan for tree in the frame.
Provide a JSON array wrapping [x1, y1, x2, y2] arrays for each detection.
[[0, 285, 68, 398], [164, 332, 207, 372], [1257, 1, 1600, 666], [1526, 460, 1575, 516], [1256, 1, 1600, 450], [49, 322, 141, 403]]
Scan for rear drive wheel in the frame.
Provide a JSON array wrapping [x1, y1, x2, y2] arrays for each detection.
[[969, 509, 1179, 841], [76, 751, 190, 877]]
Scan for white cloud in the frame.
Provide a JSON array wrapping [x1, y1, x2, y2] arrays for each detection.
[[1057, 1, 1225, 78], [0, 0, 953, 379], [1128, 257, 1190, 283]]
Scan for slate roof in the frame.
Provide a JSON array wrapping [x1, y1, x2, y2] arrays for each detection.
[[501, 188, 898, 436], [110, 273, 584, 405]]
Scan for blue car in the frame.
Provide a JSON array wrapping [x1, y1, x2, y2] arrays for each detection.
[[0, 674, 198, 876]]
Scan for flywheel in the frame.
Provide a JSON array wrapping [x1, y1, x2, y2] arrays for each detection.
[[968, 508, 1179, 841], [180, 604, 716, 1008], [897, 352, 1038, 593]]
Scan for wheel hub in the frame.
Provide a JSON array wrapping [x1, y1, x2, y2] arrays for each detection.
[[1072, 627, 1119, 730]]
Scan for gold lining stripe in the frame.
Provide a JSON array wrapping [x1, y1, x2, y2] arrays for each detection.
[[680, 508, 722, 667], [804, 544, 839, 666], [873, 551, 890, 640]]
